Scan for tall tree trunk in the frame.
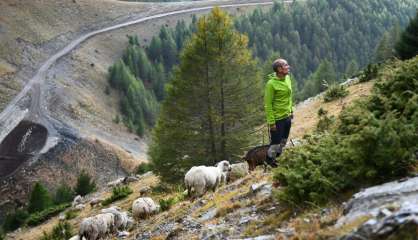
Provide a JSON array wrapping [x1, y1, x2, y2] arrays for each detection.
[[203, 25, 217, 165], [220, 77, 226, 160], [219, 39, 226, 160]]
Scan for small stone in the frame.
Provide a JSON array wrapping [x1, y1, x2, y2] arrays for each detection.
[[117, 231, 130, 238], [58, 213, 66, 220], [378, 208, 392, 218]]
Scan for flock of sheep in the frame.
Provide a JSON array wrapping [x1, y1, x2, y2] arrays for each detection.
[[68, 152, 267, 240], [68, 196, 159, 240]]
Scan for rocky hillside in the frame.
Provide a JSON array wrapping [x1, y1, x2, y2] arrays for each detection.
[[0, 0, 270, 218], [5, 78, 383, 240]]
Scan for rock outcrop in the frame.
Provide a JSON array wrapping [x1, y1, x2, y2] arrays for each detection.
[[337, 176, 418, 239]]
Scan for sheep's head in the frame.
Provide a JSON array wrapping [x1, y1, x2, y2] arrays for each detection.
[[216, 160, 232, 172]]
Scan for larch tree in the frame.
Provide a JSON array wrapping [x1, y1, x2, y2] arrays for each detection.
[[149, 8, 262, 183]]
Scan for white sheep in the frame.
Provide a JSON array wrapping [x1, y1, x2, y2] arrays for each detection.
[[78, 213, 115, 240], [184, 160, 231, 198], [132, 197, 158, 220], [96, 212, 115, 234], [101, 206, 133, 230], [79, 217, 99, 240], [217, 160, 232, 184], [107, 177, 125, 188]]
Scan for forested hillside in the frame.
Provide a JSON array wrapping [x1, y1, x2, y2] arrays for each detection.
[[108, 0, 417, 137], [234, 0, 417, 99]]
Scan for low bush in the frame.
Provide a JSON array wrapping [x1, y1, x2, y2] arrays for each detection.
[[159, 198, 176, 212], [274, 57, 418, 206], [159, 187, 187, 212], [316, 108, 335, 133], [54, 183, 74, 205], [136, 162, 153, 175], [323, 84, 349, 102], [151, 183, 172, 194], [359, 63, 379, 82], [64, 209, 80, 220], [26, 203, 71, 226], [102, 186, 133, 206], [74, 170, 96, 196], [2, 209, 29, 232], [28, 182, 53, 214], [40, 221, 73, 240]]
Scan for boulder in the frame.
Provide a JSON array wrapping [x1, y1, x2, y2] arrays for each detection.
[[337, 176, 418, 226], [337, 177, 418, 239], [89, 197, 103, 207], [341, 202, 418, 240], [72, 195, 82, 207]]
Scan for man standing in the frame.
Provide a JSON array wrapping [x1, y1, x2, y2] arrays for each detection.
[[264, 58, 293, 167]]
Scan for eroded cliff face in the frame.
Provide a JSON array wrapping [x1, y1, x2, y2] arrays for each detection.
[[0, 0, 271, 221], [0, 136, 129, 221]]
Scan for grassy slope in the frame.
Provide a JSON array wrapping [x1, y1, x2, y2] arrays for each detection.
[[10, 80, 375, 239]]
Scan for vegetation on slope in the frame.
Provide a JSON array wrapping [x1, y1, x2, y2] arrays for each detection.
[[234, 0, 417, 100], [274, 56, 418, 206], [1, 172, 95, 234], [149, 8, 263, 183], [396, 10, 418, 60], [108, 0, 416, 137]]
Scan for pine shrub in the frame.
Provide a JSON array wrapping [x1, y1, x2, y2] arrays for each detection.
[[54, 184, 74, 205], [273, 57, 418, 206], [26, 203, 70, 226], [2, 209, 29, 232], [28, 182, 53, 214], [136, 162, 153, 175], [74, 171, 96, 196], [101, 186, 133, 206], [359, 63, 379, 82], [323, 84, 349, 102], [316, 108, 335, 133], [40, 221, 73, 240], [159, 198, 176, 212], [64, 209, 79, 220]]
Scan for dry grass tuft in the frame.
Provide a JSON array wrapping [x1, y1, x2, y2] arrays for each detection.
[[215, 202, 242, 218]]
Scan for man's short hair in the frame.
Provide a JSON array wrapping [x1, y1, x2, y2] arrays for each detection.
[[272, 58, 288, 72]]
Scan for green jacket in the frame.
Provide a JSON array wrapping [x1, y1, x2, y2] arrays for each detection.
[[264, 73, 293, 124]]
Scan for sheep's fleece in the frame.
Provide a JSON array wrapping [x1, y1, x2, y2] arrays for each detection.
[[184, 160, 231, 197], [132, 197, 158, 219]]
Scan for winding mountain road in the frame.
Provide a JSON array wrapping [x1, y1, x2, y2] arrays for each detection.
[[0, 0, 281, 178]]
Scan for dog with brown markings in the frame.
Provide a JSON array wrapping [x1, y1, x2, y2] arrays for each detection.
[[242, 145, 270, 171]]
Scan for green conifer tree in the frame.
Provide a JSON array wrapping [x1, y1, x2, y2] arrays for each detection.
[[396, 10, 418, 60], [74, 171, 96, 196], [149, 8, 262, 183], [148, 37, 162, 62], [374, 32, 393, 63], [28, 182, 53, 213], [54, 183, 74, 205]]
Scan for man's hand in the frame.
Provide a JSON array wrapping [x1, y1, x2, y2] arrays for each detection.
[[269, 124, 277, 131]]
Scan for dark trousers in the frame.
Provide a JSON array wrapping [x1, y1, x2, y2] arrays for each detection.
[[268, 117, 292, 159]]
